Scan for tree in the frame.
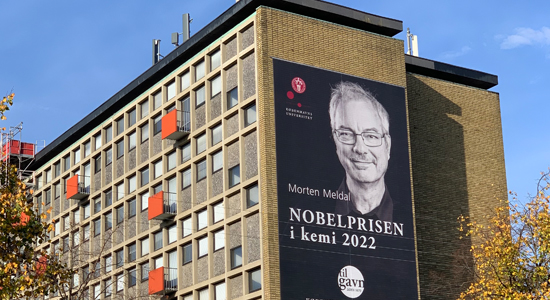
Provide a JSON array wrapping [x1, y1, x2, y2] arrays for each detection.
[[458, 172, 550, 299], [0, 93, 73, 300]]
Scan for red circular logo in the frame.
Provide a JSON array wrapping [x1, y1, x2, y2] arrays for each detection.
[[291, 77, 306, 94]]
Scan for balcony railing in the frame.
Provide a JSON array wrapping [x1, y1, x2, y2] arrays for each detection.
[[66, 175, 90, 200], [148, 267, 177, 295], [148, 192, 178, 220], [161, 110, 191, 140]]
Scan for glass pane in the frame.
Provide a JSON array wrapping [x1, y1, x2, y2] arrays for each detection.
[[210, 50, 221, 71], [211, 75, 221, 96], [180, 71, 190, 91], [196, 85, 205, 107], [195, 60, 205, 81], [167, 81, 176, 100]]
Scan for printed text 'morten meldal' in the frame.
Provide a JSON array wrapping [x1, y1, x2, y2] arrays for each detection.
[[288, 183, 349, 201]]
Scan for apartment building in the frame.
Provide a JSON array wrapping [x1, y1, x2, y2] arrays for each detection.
[[28, 0, 507, 299]]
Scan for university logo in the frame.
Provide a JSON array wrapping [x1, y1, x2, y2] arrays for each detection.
[[338, 265, 365, 298], [291, 77, 306, 93]]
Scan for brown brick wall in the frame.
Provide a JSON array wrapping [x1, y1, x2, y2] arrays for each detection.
[[407, 73, 507, 299], [255, 7, 411, 300]]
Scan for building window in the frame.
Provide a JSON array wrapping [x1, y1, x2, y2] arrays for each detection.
[[195, 85, 205, 107], [128, 132, 136, 150], [140, 168, 149, 186], [227, 87, 238, 109], [247, 184, 259, 207], [116, 118, 124, 136], [154, 160, 163, 179], [105, 212, 112, 230], [168, 224, 177, 244], [83, 203, 91, 219], [74, 149, 81, 164], [196, 133, 206, 154], [198, 288, 209, 300], [94, 197, 101, 213], [128, 109, 136, 127], [73, 231, 80, 247], [197, 160, 206, 181], [167, 151, 176, 171], [154, 115, 162, 135], [182, 168, 191, 188], [229, 165, 240, 187], [154, 231, 163, 251], [53, 162, 61, 178], [183, 243, 192, 264], [141, 237, 149, 257], [245, 103, 257, 126], [214, 229, 224, 251], [128, 243, 136, 262], [198, 236, 208, 257], [116, 273, 124, 292], [45, 169, 52, 184], [182, 143, 191, 162], [211, 75, 221, 97], [141, 99, 149, 119], [153, 184, 162, 196], [63, 155, 71, 172], [62, 236, 69, 252], [105, 190, 112, 207], [167, 81, 176, 100], [105, 278, 112, 297], [154, 256, 163, 269], [83, 224, 90, 241], [180, 71, 190, 92], [212, 124, 222, 145], [128, 198, 136, 218], [73, 208, 80, 224], [213, 201, 224, 223], [54, 183, 60, 199], [105, 255, 112, 273], [153, 91, 162, 110], [195, 60, 205, 81], [116, 249, 124, 268], [116, 140, 124, 158], [141, 262, 149, 281], [197, 209, 207, 230], [94, 156, 101, 173], [54, 221, 60, 236], [210, 49, 221, 70], [116, 206, 124, 224], [106, 148, 113, 165], [141, 123, 149, 142], [105, 125, 113, 143], [128, 176, 136, 194], [182, 217, 192, 237], [128, 268, 137, 287], [141, 192, 149, 211], [116, 182, 125, 200], [249, 269, 262, 292], [94, 218, 101, 236], [230, 246, 242, 269], [63, 215, 70, 231], [83, 142, 91, 158], [212, 151, 223, 173], [214, 282, 226, 300], [93, 284, 100, 300]]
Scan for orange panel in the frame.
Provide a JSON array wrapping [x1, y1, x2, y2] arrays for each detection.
[[148, 191, 164, 220], [161, 110, 178, 140], [66, 175, 79, 199], [148, 266, 164, 295]]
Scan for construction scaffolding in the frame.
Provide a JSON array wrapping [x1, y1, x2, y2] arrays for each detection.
[[1, 122, 36, 187]]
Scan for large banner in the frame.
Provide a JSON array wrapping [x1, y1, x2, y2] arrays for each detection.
[[274, 59, 418, 299]]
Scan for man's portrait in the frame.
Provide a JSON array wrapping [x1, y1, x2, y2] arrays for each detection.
[[330, 82, 394, 222]]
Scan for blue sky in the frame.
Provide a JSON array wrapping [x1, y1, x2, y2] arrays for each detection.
[[1, 0, 548, 200]]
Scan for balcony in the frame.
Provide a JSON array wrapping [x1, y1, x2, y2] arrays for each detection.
[[66, 175, 90, 200], [1, 140, 35, 161], [148, 192, 177, 220], [161, 109, 191, 140], [148, 267, 177, 295]]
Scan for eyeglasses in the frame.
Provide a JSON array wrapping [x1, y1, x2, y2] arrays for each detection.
[[333, 129, 386, 147]]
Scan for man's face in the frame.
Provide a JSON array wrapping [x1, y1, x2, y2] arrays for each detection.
[[333, 99, 391, 184]]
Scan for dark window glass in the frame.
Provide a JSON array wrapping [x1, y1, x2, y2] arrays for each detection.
[[128, 109, 136, 127], [230, 246, 242, 269], [183, 243, 192, 264], [116, 141, 124, 158], [229, 165, 240, 187], [154, 115, 162, 135], [227, 87, 238, 109], [197, 160, 206, 181], [116, 206, 124, 224], [128, 199, 136, 218], [95, 156, 101, 173]]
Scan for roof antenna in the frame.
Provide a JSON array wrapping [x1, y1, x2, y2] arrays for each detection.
[[406, 28, 419, 57], [152, 39, 164, 65], [172, 14, 192, 47]]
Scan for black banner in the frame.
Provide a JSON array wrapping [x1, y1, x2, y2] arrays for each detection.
[[274, 59, 418, 300]]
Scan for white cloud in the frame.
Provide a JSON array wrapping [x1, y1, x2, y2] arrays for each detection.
[[440, 46, 472, 59], [500, 27, 550, 49]]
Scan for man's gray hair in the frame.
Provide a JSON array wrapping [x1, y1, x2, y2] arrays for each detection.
[[329, 81, 390, 134]]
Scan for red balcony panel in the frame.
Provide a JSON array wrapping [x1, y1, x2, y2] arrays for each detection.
[[162, 110, 190, 140], [21, 142, 35, 156], [66, 175, 89, 200], [2, 140, 35, 158], [148, 267, 164, 295], [148, 191, 164, 220]]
